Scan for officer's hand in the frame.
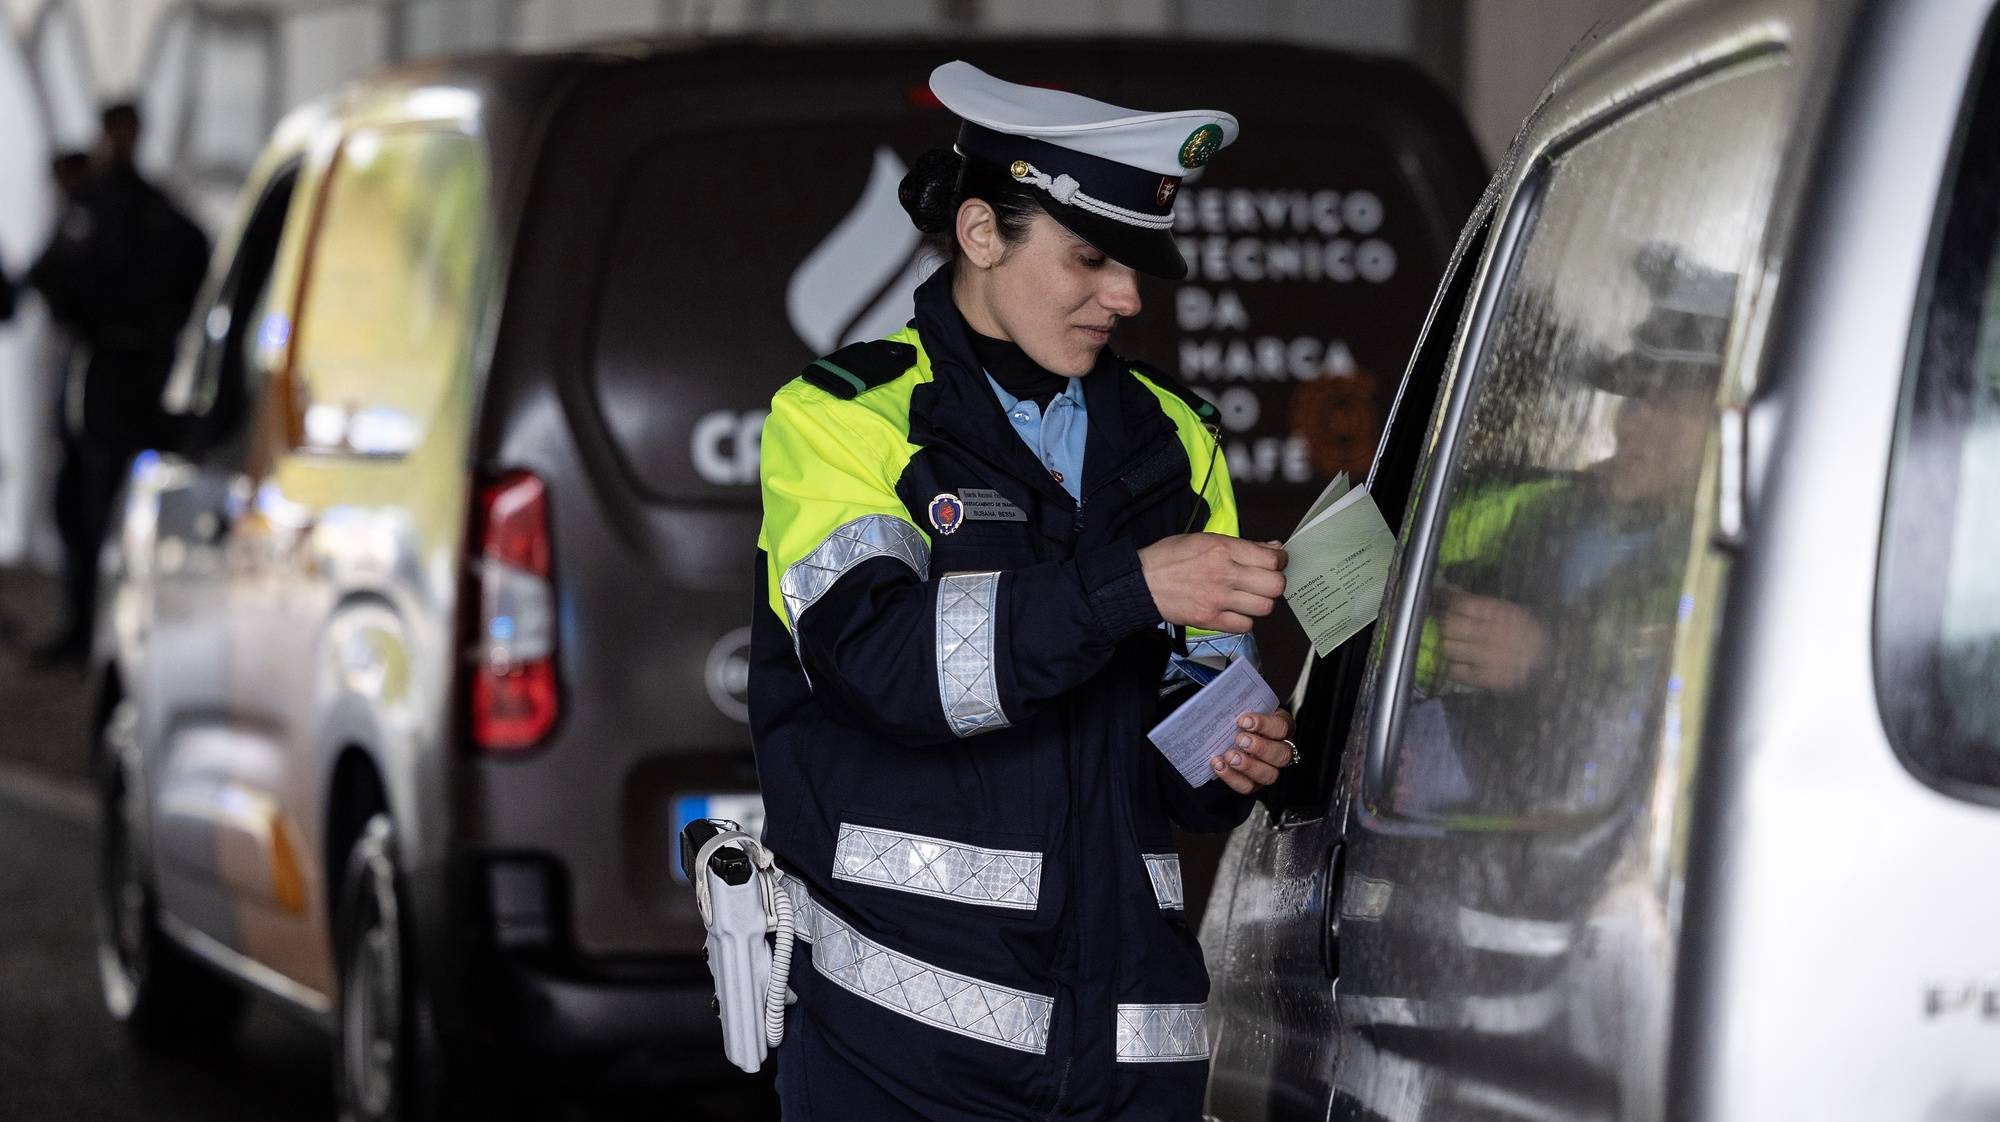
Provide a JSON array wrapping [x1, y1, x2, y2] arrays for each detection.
[[1137, 534, 1286, 634], [1210, 708, 1294, 794]]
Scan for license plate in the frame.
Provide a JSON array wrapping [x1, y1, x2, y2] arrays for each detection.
[[670, 792, 767, 884]]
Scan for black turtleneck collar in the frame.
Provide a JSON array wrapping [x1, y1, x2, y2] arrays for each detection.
[[912, 270, 1073, 409], [910, 268, 1156, 501], [969, 326, 1071, 409]]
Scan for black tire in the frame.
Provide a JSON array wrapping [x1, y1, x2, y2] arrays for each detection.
[[334, 813, 417, 1122], [93, 697, 248, 1046], [334, 812, 526, 1122]]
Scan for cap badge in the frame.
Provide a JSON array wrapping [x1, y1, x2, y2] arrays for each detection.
[[1156, 177, 1180, 206], [928, 493, 964, 535], [1179, 123, 1224, 169]]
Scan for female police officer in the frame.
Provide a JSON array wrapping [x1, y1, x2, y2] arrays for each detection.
[[750, 61, 1295, 1120]]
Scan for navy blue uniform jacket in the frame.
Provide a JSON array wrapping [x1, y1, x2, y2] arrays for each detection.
[[750, 272, 1253, 1120]]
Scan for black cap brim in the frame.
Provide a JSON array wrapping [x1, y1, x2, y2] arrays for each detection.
[[952, 133, 1187, 280], [1034, 196, 1187, 281]]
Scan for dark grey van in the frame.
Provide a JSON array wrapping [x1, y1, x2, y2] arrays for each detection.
[[1204, 0, 2000, 1118], [89, 39, 1484, 1119]]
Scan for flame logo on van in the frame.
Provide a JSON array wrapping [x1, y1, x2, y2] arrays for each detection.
[[786, 146, 939, 354]]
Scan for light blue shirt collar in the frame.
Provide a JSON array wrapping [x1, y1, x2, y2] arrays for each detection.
[[985, 373, 1088, 502]]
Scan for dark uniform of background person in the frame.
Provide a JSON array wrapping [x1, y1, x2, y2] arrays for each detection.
[[748, 63, 1300, 1121], [26, 103, 208, 667]]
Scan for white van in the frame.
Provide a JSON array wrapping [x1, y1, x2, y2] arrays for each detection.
[[1202, 0, 2000, 1117]]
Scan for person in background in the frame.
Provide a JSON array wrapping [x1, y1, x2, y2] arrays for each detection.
[[0, 154, 83, 324], [36, 152, 93, 431], [0, 154, 88, 651], [51, 150, 90, 198], [27, 106, 207, 668]]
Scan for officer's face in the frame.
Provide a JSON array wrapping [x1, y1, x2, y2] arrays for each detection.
[[980, 215, 1144, 376]]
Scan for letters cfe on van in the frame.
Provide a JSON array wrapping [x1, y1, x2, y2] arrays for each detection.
[[1281, 472, 1398, 654]]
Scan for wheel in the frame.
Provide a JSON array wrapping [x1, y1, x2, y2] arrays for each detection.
[[93, 696, 247, 1046], [335, 813, 414, 1122], [334, 812, 521, 1122]]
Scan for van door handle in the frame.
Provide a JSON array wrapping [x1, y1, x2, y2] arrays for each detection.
[[1321, 842, 1346, 978]]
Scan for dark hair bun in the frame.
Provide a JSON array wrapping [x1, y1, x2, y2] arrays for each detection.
[[899, 148, 963, 234]]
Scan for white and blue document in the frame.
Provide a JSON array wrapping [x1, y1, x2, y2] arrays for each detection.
[[1147, 657, 1281, 787]]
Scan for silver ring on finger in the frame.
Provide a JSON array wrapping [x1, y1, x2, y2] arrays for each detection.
[[1282, 738, 1300, 767]]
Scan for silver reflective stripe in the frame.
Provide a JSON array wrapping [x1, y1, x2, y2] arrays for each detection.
[[834, 823, 1041, 910], [936, 571, 1008, 737], [1160, 631, 1259, 690], [1115, 1002, 1210, 1062], [1185, 631, 1258, 667], [782, 876, 1054, 1054], [1142, 853, 1184, 911], [780, 514, 930, 632]]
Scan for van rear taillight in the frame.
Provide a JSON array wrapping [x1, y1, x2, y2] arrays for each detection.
[[472, 472, 557, 751]]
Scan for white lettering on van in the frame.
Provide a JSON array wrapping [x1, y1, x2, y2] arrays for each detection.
[[1177, 337, 1358, 382], [1223, 436, 1312, 484], [1216, 387, 1260, 434], [1176, 287, 1251, 332], [1173, 189, 1385, 237], [1176, 236, 1398, 284], [692, 409, 767, 486], [787, 146, 941, 355]]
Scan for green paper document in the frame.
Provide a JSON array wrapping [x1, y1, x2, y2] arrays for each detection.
[[1281, 472, 1397, 655]]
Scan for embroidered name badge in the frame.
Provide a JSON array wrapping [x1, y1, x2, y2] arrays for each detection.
[[928, 493, 965, 535], [959, 488, 1028, 523]]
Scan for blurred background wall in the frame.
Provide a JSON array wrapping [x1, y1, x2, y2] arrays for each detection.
[[0, 0, 1632, 567]]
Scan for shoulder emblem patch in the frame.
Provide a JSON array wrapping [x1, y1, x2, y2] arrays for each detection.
[[800, 339, 919, 399]]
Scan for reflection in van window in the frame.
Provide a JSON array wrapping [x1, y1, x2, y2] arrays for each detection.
[[291, 128, 486, 456], [1930, 272, 2000, 753], [1879, 31, 2000, 795], [1381, 64, 1789, 825], [183, 168, 297, 472]]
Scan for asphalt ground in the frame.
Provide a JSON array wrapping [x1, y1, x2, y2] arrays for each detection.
[[0, 567, 93, 782], [0, 776, 341, 1120]]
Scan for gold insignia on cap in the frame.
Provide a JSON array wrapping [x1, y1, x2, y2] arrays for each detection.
[[1010, 159, 1030, 178], [1178, 123, 1224, 169]]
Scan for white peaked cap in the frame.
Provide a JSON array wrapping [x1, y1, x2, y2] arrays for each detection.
[[929, 60, 1240, 178], [924, 60, 1240, 278]]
